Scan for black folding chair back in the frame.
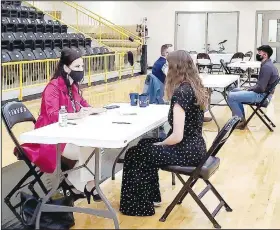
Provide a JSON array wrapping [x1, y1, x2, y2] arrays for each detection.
[[196, 52, 213, 73], [230, 52, 244, 62], [160, 116, 240, 228], [244, 51, 253, 61], [220, 59, 231, 74], [243, 78, 280, 131], [1, 101, 48, 223]]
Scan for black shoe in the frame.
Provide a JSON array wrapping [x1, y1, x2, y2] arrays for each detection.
[[61, 180, 85, 201], [84, 186, 102, 204]]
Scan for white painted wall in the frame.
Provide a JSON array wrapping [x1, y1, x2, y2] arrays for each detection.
[[77, 1, 280, 66], [38, 1, 280, 65], [176, 13, 207, 53], [207, 12, 238, 53]]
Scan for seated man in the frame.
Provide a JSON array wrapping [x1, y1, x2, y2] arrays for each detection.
[[228, 45, 279, 129]]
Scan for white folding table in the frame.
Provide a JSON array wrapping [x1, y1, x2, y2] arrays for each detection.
[[200, 74, 240, 131], [20, 103, 170, 229], [227, 61, 261, 69], [227, 61, 261, 86]]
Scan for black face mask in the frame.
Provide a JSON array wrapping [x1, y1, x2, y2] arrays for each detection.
[[256, 54, 264, 62], [69, 70, 84, 83]]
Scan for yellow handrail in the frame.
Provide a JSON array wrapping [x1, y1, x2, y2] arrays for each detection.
[[2, 52, 138, 100], [62, 1, 142, 46], [69, 1, 143, 44]]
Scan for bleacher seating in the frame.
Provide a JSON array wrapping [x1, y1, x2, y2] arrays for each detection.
[[1, 0, 113, 64]]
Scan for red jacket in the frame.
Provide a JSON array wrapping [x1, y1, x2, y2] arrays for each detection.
[[20, 76, 89, 173]]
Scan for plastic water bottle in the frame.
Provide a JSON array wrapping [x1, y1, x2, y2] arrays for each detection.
[[58, 106, 68, 127]]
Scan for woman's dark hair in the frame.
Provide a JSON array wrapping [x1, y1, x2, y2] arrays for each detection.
[[52, 47, 82, 95]]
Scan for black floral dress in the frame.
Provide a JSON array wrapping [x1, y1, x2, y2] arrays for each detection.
[[119, 83, 207, 216]]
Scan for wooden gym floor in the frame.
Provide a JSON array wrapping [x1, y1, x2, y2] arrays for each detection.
[[2, 76, 280, 229]]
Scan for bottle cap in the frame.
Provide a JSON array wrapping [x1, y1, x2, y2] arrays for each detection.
[[61, 106, 65, 109]]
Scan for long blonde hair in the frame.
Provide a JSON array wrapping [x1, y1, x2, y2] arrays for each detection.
[[165, 50, 209, 109]]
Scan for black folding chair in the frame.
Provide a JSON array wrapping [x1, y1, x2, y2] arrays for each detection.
[[160, 116, 240, 229], [243, 78, 280, 132], [220, 59, 231, 74], [2, 101, 48, 223], [2, 101, 71, 224]]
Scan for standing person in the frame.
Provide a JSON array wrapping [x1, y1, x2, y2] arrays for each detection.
[[152, 44, 172, 84], [227, 45, 279, 129], [21, 48, 103, 203], [120, 50, 208, 216]]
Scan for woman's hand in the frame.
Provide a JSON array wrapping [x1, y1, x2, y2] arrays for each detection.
[[78, 107, 106, 117], [67, 107, 107, 120], [88, 107, 107, 115], [67, 108, 91, 120], [78, 107, 92, 118]]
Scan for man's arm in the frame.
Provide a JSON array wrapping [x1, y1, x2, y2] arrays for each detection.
[[247, 65, 272, 93], [162, 62, 168, 76]]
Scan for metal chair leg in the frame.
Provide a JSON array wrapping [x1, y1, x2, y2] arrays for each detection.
[[159, 179, 193, 222], [178, 178, 198, 204], [258, 108, 276, 127], [188, 189, 221, 229], [171, 172, 176, 186], [254, 110, 274, 131], [205, 180, 232, 212]]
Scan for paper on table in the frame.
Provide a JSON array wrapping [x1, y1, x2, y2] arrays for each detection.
[[118, 107, 139, 116]]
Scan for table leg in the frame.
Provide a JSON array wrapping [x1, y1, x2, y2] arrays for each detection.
[[208, 89, 221, 132], [35, 145, 120, 229], [35, 143, 62, 229], [94, 148, 120, 229]]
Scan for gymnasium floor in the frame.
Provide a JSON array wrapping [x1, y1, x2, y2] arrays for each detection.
[[2, 75, 280, 229]]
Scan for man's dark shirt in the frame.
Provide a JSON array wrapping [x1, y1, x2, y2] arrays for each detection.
[[248, 59, 279, 94]]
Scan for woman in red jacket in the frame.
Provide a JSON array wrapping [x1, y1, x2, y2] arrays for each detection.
[[22, 48, 102, 203]]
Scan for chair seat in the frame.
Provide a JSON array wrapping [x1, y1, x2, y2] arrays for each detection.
[[162, 156, 220, 180], [243, 98, 270, 108], [198, 63, 213, 67]]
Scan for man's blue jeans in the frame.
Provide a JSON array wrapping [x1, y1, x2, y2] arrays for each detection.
[[227, 88, 266, 119]]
